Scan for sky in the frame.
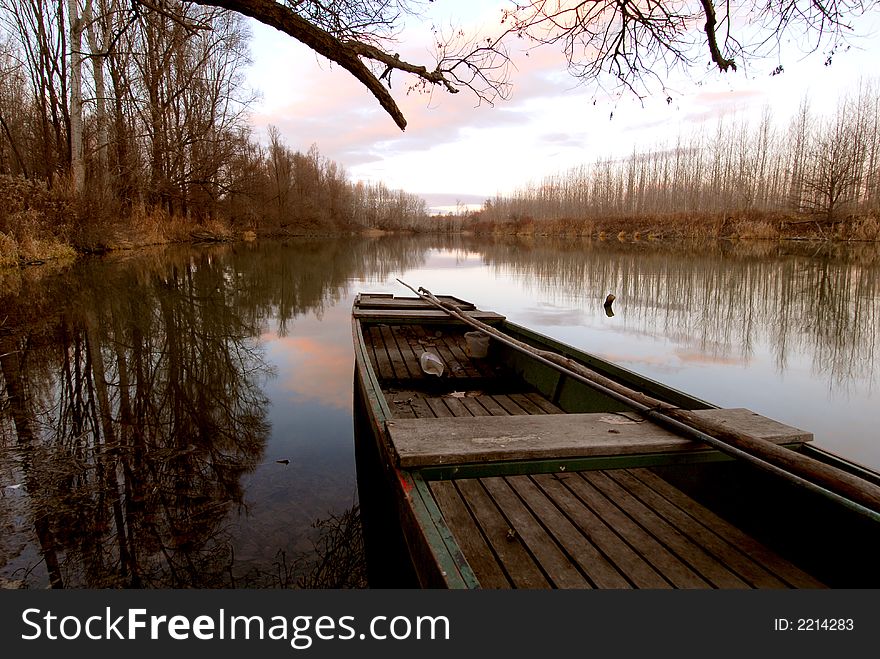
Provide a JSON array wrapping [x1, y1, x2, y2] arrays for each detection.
[[244, 2, 880, 213]]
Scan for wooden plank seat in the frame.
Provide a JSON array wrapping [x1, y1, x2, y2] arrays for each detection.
[[387, 408, 813, 468], [355, 294, 476, 310], [354, 309, 506, 323]]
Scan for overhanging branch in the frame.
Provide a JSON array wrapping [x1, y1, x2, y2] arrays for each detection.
[[699, 0, 737, 72], [168, 1, 509, 130], [183, 0, 410, 128]]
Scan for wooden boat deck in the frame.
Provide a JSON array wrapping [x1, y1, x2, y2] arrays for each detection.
[[361, 321, 823, 589], [429, 469, 822, 589], [363, 323, 505, 382], [364, 322, 556, 415]]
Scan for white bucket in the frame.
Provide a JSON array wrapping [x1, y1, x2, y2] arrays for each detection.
[[464, 331, 490, 358], [419, 350, 444, 376]]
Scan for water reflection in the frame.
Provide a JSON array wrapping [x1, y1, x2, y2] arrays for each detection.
[[234, 505, 367, 589], [1, 235, 879, 588], [1, 250, 270, 587], [0, 237, 437, 588], [481, 239, 880, 391]]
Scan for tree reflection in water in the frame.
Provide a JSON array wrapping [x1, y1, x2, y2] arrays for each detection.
[[234, 504, 367, 589], [482, 239, 880, 391], [0, 236, 439, 588], [1, 252, 270, 587]]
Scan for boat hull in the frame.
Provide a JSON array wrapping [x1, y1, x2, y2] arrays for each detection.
[[352, 293, 880, 588]]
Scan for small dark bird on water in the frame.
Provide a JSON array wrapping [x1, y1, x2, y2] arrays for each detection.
[[276, 459, 290, 465]]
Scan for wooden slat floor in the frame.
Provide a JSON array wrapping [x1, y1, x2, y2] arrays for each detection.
[[365, 324, 554, 417], [429, 469, 824, 589], [363, 323, 824, 589], [365, 323, 500, 382]]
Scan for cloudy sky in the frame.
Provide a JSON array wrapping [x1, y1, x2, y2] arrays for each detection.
[[244, 2, 880, 212]]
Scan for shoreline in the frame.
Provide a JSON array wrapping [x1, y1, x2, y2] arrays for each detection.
[[3, 212, 879, 271]]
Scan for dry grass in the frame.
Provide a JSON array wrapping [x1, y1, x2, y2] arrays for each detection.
[[17, 236, 77, 263], [1, 219, 76, 268], [0, 176, 78, 265], [850, 216, 880, 241], [0, 232, 17, 268], [464, 209, 880, 243], [1, 198, 242, 262], [731, 220, 782, 240], [194, 218, 234, 241], [121, 206, 188, 246], [94, 207, 235, 250]]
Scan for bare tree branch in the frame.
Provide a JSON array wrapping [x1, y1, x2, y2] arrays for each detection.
[[136, 0, 212, 33], [502, 1, 697, 98], [179, 0, 411, 128], [502, 0, 871, 99], [121, 0, 873, 129], [699, 0, 736, 71], [170, 0, 509, 130]]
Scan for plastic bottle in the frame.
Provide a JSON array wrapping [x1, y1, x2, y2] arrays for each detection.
[[419, 350, 444, 376]]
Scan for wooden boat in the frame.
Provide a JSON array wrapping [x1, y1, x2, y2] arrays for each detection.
[[352, 292, 880, 588]]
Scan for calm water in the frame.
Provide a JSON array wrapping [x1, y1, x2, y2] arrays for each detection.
[[1, 236, 878, 588]]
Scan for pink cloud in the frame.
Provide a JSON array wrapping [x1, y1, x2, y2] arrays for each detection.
[[271, 335, 354, 411], [247, 19, 586, 173], [674, 349, 744, 366]]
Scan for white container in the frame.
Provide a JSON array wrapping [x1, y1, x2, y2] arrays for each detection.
[[464, 331, 490, 358], [419, 350, 444, 376]]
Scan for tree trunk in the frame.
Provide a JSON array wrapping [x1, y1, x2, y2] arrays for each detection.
[[85, 0, 109, 196], [67, 0, 84, 194]]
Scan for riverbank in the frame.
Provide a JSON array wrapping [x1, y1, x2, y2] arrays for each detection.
[[0, 162, 432, 268], [0, 212, 365, 269], [4, 207, 880, 271], [463, 210, 880, 243]]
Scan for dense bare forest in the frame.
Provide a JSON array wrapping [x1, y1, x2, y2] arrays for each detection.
[[2, 0, 880, 267], [0, 0, 429, 265], [474, 84, 880, 240]]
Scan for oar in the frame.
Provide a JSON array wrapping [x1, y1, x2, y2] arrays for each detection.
[[396, 278, 880, 520]]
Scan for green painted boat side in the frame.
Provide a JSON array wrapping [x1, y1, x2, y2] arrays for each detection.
[[502, 320, 716, 411], [352, 314, 477, 588]]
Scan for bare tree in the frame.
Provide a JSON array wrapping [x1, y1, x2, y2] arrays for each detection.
[[477, 83, 880, 227], [0, 37, 30, 176], [501, 0, 869, 98], [1, 0, 72, 180], [84, 0, 112, 197], [68, 0, 84, 193], [803, 102, 861, 222]]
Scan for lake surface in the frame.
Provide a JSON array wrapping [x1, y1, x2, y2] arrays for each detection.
[[1, 235, 878, 588]]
